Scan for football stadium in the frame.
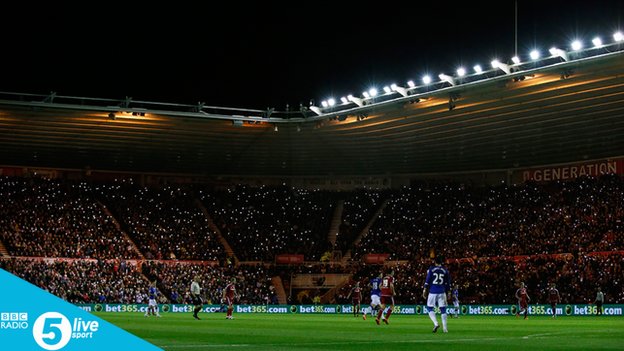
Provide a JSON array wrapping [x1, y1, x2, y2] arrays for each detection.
[[2, 4, 624, 351]]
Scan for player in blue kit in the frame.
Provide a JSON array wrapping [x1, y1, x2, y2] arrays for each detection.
[[367, 273, 383, 320], [145, 281, 161, 317], [422, 256, 451, 333], [452, 284, 460, 318]]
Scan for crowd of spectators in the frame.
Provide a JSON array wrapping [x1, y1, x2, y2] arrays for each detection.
[[355, 175, 624, 260], [0, 177, 138, 259], [0, 258, 150, 303], [200, 185, 335, 261], [97, 181, 224, 261], [1, 175, 623, 306], [336, 189, 387, 253]]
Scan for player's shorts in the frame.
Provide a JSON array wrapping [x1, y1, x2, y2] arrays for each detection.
[[453, 300, 459, 308], [225, 297, 234, 306], [148, 299, 157, 307], [192, 296, 203, 306], [370, 294, 381, 306], [427, 293, 448, 308], [352, 299, 360, 305], [518, 300, 528, 309], [380, 296, 394, 305]]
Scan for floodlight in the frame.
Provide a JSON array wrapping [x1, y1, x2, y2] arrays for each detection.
[[391, 84, 408, 97], [383, 86, 392, 94], [456, 67, 466, 77], [529, 50, 540, 60], [368, 88, 378, 97], [407, 80, 415, 88], [340, 97, 348, 104], [328, 98, 335, 106], [549, 47, 569, 61], [422, 75, 432, 85], [362, 91, 370, 98], [491, 59, 511, 74], [614, 31, 624, 42], [321, 101, 328, 108], [511, 56, 520, 64], [347, 95, 364, 107], [473, 65, 483, 74], [571, 40, 582, 51], [592, 37, 603, 48], [438, 73, 456, 86]]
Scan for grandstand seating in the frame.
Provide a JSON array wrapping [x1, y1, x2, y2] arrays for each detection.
[[1, 175, 623, 304]]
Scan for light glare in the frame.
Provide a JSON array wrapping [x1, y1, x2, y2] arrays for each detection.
[[530, 50, 540, 60], [456, 67, 466, 77], [422, 75, 432, 84], [592, 37, 603, 47], [614, 31, 624, 42], [571, 40, 582, 51]]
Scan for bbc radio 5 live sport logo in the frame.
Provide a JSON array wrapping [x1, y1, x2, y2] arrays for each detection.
[[32, 312, 100, 350], [1, 311, 29, 329]]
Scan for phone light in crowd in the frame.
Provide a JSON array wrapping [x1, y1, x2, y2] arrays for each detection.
[[473, 65, 483, 74], [422, 75, 432, 85]]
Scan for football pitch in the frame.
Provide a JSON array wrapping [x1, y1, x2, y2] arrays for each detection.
[[96, 312, 624, 351]]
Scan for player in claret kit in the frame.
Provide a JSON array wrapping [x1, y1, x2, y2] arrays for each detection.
[[223, 277, 237, 320], [548, 283, 561, 318], [423, 256, 451, 333], [515, 282, 531, 319], [346, 282, 362, 318], [375, 271, 395, 325]]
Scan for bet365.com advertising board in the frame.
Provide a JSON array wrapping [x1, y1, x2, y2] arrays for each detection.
[[73, 303, 623, 316]]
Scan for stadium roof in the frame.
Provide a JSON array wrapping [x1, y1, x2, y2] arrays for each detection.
[[1, 46, 624, 176]]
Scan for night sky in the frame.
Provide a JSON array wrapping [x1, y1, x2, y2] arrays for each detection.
[[1, 1, 623, 110]]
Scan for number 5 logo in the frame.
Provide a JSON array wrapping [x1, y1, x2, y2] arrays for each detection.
[[32, 312, 72, 350]]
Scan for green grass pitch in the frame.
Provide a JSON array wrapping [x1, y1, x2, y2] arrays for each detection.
[[95, 312, 624, 351]]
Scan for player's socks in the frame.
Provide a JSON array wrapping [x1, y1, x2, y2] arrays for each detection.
[[376, 309, 384, 321], [385, 308, 392, 321], [441, 313, 448, 331], [428, 310, 438, 326]]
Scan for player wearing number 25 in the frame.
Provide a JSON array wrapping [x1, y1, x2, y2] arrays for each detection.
[[422, 256, 452, 333]]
